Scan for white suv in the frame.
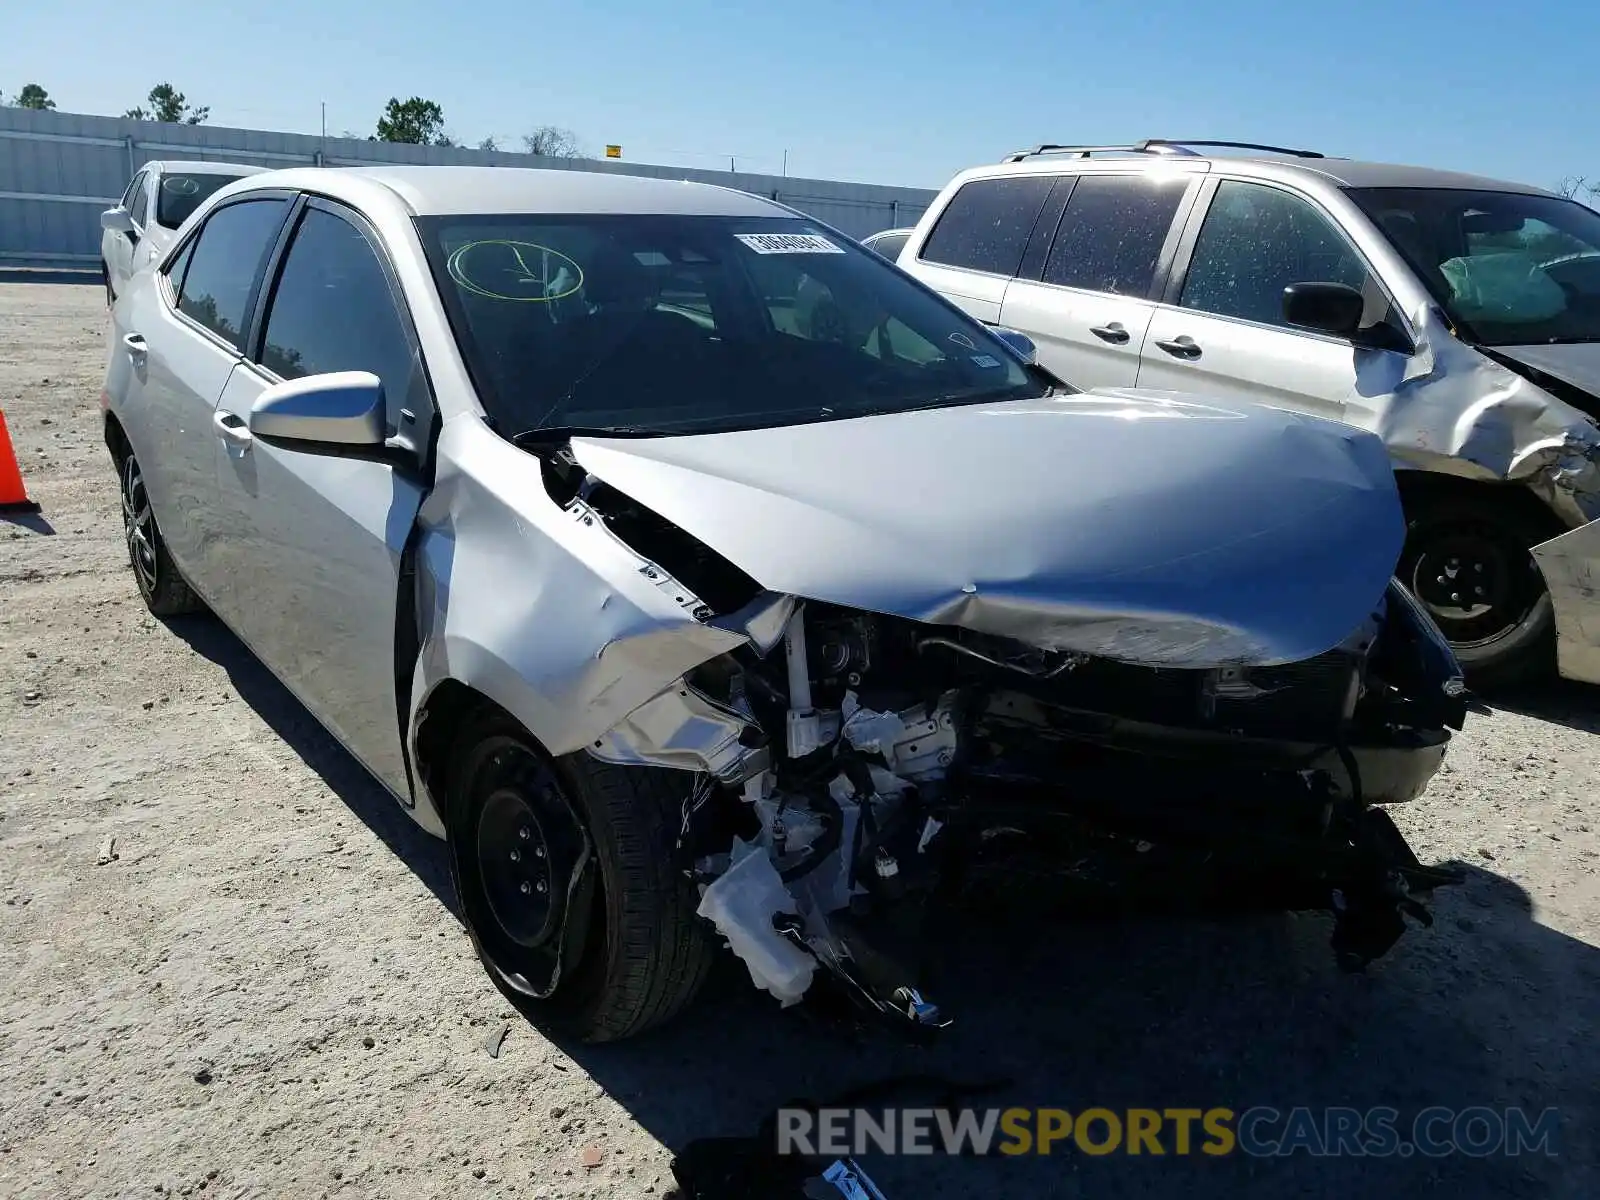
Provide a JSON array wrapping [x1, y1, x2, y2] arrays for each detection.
[[898, 139, 1600, 687]]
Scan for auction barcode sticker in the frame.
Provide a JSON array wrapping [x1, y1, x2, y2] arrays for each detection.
[[735, 232, 846, 254]]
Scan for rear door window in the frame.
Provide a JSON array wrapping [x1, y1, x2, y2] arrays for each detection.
[[174, 198, 289, 351], [1041, 175, 1187, 296], [918, 176, 1055, 277]]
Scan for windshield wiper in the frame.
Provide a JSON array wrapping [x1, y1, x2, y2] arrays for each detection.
[[508, 423, 679, 449]]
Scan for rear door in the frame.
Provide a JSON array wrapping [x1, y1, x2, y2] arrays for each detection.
[[1136, 177, 1409, 421], [206, 198, 434, 798], [114, 194, 292, 583], [906, 174, 1056, 323], [998, 172, 1197, 389]]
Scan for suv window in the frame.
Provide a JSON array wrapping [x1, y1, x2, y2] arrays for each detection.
[[259, 207, 417, 415], [128, 175, 151, 228], [1181, 181, 1370, 328], [173, 198, 288, 350], [1042, 175, 1186, 296], [919, 176, 1055, 277]]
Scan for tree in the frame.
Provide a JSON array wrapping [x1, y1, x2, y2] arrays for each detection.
[[124, 83, 208, 124], [12, 83, 55, 110], [522, 125, 583, 158], [477, 136, 498, 152], [375, 97, 445, 145], [1558, 176, 1600, 204]]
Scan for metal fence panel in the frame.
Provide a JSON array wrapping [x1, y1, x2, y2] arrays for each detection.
[[0, 106, 935, 269]]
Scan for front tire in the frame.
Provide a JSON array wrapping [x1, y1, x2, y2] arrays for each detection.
[[1397, 488, 1557, 689], [446, 712, 716, 1042], [118, 450, 201, 617]]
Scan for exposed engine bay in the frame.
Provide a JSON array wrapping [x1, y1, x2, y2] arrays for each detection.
[[532, 422, 1471, 1036]]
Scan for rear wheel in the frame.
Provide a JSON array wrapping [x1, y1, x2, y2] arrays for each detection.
[[118, 450, 202, 617], [1397, 488, 1557, 689], [446, 712, 716, 1042]]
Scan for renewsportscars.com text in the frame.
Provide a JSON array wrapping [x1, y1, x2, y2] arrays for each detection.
[[778, 1105, 1560, 1158]]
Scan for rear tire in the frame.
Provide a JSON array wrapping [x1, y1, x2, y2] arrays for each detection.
[[446, 711, 716, 1042], [118, 449, 202, 618], [1397, 488, 1557, 689]]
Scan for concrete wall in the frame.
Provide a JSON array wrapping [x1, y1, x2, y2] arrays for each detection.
[[0, 107, 936, 270]]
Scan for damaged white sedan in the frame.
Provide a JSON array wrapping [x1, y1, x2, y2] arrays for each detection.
[[101, 166, 1468, 1041]]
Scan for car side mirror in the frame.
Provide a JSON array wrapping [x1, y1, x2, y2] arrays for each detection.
[[101, 207, 136, 236], [1282, 282, 1366, 340], [990, 325, 1038, 365], [250, 371, 386, 453]]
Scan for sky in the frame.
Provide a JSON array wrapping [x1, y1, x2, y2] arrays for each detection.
[[5, 0, 1599, 192]]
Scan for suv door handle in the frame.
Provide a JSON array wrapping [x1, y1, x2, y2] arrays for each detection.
[[1089, 322, 1130, 345], [212, 409, 253, 450], [1154, 336, 1201, 360], [122, 333, 147, 357]]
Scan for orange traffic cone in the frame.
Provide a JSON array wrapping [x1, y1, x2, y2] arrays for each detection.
[[0, 409, 41, 514]]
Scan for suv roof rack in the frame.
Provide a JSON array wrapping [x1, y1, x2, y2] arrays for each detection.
[[1001, 139, 1326, 163]]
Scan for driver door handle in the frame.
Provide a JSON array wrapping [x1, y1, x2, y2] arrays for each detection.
[[1089, 322, 1130, 345], [1154, 336, 1202, 360], [122, 333, 147, 358], [212, 409, 253, 450]]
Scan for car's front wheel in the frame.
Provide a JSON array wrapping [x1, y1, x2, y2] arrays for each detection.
[[119, 450, 201, 617], [1397, 488, 1557, 689], [446, 711, 716, 1042]]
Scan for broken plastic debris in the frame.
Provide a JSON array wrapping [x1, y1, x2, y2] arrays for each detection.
[[95, 837, 118, 866], [694, 838, 816, 1005], [483, 1022, 509, 1058]]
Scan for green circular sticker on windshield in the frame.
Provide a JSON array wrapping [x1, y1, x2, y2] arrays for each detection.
[[447, 240, 585, 302]]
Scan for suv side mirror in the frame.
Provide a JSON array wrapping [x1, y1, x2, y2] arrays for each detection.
[[1282, 282, 1367, 339], [101, 207, 136, 236], [250, 371, 386, 453]]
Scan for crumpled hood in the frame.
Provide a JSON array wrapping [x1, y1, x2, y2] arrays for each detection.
[[1496, 343, 1600, 409], [569, 389, 1407, 668]]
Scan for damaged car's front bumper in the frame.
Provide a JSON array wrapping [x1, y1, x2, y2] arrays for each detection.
[[525, 391, 1474, 1034], [1533, 517, 1600, 685]]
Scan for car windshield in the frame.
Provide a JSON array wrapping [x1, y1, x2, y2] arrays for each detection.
[[417, 214, 1049, 436], [155, 172, 247, 230], [1349, 186, 1600, 346]]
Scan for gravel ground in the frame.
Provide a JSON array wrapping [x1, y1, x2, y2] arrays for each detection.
[[1, 279, 1597, 1200]]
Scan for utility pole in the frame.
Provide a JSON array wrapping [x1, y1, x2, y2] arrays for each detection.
[[783, 149, 788, 177], [320, 101, 326, 139], [729, 155, 735, 173]]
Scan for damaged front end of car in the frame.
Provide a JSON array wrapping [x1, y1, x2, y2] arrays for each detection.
[[510, 394, 1471, 1036]]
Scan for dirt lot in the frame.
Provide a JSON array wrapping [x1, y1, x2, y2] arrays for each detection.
[[1, 279, 1597, 1199]]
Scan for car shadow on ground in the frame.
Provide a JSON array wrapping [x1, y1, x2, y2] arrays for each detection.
[[165, 612, 458, 915], [166, 612, 1597, 1199], [1482, 678, 1600, 737]]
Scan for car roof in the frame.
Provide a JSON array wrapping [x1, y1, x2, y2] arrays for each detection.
[[229, 164, 795, 218], [142, 160, 269, 177], [969, 151, 1555, 198]]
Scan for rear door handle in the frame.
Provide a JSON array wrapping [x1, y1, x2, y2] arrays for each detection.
[[122, 333, 147, 357], [212, 409, 253, 450], [1154, 336, 1202, 360], [1089, 322, 1130, 345]]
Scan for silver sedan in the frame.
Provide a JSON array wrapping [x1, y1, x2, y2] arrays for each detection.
[[101, 166, 1468, 1042]]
